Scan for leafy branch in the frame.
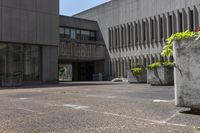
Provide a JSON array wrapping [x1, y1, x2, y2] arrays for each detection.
[[161, 30, 200, 57]]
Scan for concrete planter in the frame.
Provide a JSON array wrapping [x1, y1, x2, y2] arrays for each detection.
[[147, 67, 174, 85], [128, 70, 147, 83], [174, 39, 200, 109]]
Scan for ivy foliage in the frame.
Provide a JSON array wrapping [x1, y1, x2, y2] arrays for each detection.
[[131, 65, 145, 77], [148, 62, 174, 70], [161, 30, 200, 57]]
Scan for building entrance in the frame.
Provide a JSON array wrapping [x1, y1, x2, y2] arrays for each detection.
[[73, 62, 94, 81]]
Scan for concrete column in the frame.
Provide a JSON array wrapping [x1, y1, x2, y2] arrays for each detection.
[[194, 6, 199, 29]]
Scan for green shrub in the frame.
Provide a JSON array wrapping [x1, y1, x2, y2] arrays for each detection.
[[161, 30, 200, 57], [148, 62, 174, 70], [131, 65, 145, 77]]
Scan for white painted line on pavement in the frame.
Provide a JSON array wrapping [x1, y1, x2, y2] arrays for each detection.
[[63, 104, 89, 110], [107, 96, 117, 99], [19, 98, 28, 100], [153, 99, 174, 103]]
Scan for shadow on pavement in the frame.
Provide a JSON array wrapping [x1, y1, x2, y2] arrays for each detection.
[[0, 82, 125, 90]]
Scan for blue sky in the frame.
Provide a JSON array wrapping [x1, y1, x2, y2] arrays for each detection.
[[59, 0, 111, 16]]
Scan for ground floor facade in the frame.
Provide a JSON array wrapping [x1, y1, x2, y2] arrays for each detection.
[[0, 43, 58, 87], [59, 60, 105, 82]]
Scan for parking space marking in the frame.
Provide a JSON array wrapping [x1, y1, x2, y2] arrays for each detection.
[[153, 99, 174, 103], [63, 104, 89, 110], [107, 96, 117, 99], [19, 98, 29, 100]]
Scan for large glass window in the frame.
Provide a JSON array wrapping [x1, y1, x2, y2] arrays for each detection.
[[65, 28, 70, 38], [82, 30, 90, 40], [76, 29, 81, 40], [0, 43, 41, 87], [23, 45, 40, 81], [59, 26, 97, 41], [90, 31, 96, 41], [70, 29, 76, 39], [59, 27, 65, 38]]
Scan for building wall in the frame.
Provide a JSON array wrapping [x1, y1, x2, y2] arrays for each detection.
[[0, 0, 59, 46], [0, 0, 59, 85], [74, 0, 200, 79], [59, 16, 106, 80]]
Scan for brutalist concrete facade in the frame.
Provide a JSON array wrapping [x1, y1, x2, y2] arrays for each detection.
[[59, 16, 106, 81], [0, 0, 59, 86], [74, 0, 200, 80]]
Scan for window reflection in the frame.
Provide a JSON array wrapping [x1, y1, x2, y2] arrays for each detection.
[[0, 43, 41, 87], [59, 26, 97, 41]]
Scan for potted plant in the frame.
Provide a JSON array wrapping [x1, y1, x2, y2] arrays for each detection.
[[147, 62, 174, 85], [128, 65, 147, 83], [161, 29, 200, 110]]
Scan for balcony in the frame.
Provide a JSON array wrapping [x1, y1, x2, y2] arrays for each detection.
[[59, 41, 105, 61]]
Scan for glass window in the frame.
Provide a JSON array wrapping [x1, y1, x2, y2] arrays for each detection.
[[59, 27, 65, 38], [76, 29, 81, 40], [65, 28, 70, 38], [160, 17, 163, 39], [190, 10, 194, 31], [81, 30, 90, 40], [90, 31, 96, 41], [70, 29, 76, 39], [23, 45, 40, 81], [0, 44, 41, 87], [151, 19, 154, 41], [169, 15, 173, 36], [179, 12, 183, 32], [143, 21, 146, 42]]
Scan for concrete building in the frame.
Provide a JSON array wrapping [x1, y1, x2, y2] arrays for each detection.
[[0, 0, 59, 86], [59, 16, 106, 81], [74, 0, 200, 80], [1, 0, 200, 86]]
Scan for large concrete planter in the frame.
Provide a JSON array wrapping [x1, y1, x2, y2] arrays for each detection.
[[147, 67, 174, 85], [174, 39, 200, 109], [128, 70, 147, 83]]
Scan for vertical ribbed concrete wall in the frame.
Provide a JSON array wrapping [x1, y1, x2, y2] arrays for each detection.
[[74, 0, 200, 79]]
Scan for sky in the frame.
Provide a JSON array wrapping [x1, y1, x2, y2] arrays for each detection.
[[59, 0, 111, 16]]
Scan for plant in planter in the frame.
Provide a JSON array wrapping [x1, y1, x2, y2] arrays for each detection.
[[147, 62, 174, 85], [128, 65, 147, 83], [161, 29, 200, 110]]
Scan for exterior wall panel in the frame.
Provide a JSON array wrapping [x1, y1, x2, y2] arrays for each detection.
[[1, 0, 58, 46], [42, 46, 58, 83], [74, 0, 200, 79]]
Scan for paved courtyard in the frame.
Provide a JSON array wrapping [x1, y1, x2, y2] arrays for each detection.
[[0, 82, 200, 133]]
